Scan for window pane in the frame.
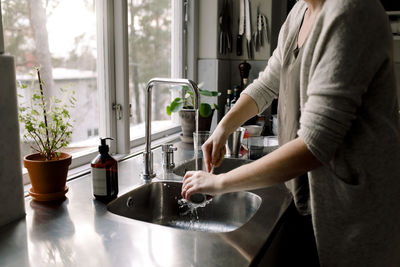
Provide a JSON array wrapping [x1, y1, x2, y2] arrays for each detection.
[[2, 0, 98, 160], [128, 0, 174, 139]]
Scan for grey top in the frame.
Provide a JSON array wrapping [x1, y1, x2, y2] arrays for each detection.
[[278, 10, 311, 216], [242, 0, 400, 265]]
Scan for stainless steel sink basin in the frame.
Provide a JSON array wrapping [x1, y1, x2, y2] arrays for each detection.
[[107, 181, 261, 233], [173, 157, 253, 176], [105, 151, 293, 266]]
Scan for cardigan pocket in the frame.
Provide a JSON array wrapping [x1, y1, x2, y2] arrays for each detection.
[[321, 166, 367, 213], [328, 147, 364, 187]]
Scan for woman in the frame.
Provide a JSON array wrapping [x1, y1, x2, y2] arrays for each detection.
[[181, 0, 400, 266]]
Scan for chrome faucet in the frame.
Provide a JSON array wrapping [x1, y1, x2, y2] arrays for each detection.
[[141, 78, 200, 181]]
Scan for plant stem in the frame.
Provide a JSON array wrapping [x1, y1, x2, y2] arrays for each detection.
[[52, 129, 67, 151], [29, 145, 41, 154], [28, 131, 44, 152], [36, 68, 51, 159]]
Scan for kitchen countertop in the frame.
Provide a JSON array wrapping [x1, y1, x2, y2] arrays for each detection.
[[0, 138, 292, 267]]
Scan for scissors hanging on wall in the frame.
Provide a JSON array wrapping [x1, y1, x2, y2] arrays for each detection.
[[253, 5, 269, 52]]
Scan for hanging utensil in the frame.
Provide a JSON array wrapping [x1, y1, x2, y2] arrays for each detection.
[[236, 0, 245, 56], [252, 9, 269, 52], [257, 7, 263, 48], [219, 0, 232, 55], [253, 5, 262, 52], [225, 0, 232, 53], [219, 11, 225, 54], [219, 6, 226, 54], [262, 14, 270, 44], [245, 0, 253, 59]]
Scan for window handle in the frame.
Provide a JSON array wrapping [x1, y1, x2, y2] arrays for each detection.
[[113, 103, 122, 120]]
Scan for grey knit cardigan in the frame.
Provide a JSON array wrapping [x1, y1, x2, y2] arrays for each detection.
[[242, 0, 400, 266]]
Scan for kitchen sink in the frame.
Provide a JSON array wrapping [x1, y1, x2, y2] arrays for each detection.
[[105, 152, 293, 265], [107, 181, 261, 233]]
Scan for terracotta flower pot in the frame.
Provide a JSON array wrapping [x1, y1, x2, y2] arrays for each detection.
[[178, 109, 215, 143], [24, 152, 72, 202]]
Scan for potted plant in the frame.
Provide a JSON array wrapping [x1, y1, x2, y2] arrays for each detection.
[[18, 67, 75, 202], [166, 85, 221, 142]]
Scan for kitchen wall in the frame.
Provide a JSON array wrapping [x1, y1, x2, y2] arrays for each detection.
[[196, 1, 400, 121], [196, 0, 287, 122]]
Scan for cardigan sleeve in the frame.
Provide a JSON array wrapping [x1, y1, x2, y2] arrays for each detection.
[[240, 44, 281, 113], [297, 4, 392, 164], [241, 1, 306, 113]]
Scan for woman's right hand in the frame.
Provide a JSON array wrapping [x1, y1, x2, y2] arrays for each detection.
[[202, 127, 229, 172]]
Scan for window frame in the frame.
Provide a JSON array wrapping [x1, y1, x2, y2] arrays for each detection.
[[11, 0, 187, 186], [96, 0, 185, 157], [74, 0, 186, 166]]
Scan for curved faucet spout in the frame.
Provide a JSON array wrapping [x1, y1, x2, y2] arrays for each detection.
[[141, 78, 200, 181]]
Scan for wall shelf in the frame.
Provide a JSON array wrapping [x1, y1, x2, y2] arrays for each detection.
[[387, 11, 400, 16]]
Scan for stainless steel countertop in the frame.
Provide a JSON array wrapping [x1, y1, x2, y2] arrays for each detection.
[[0, 140, 292, 267]]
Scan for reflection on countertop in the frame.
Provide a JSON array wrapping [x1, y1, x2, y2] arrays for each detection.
[[0, 139, 291, 267]]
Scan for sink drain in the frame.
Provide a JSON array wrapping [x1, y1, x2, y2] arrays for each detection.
[[126, 197, 134, 207]]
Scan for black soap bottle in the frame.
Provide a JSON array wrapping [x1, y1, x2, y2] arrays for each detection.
[[91, 137, 118, 202]]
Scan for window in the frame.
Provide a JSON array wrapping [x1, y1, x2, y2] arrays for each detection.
[[127, 0, 179, 142], [1, 0, 99, 168], [1, 0, 183, 184]]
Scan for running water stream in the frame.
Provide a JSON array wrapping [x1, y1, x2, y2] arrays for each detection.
[[178, 110, 214, 220], [194, 111, 199, 171]]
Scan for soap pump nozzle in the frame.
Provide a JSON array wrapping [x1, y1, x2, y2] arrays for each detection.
[[99, 137, 113, 154]]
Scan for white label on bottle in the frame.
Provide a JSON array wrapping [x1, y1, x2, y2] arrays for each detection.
[[92, 168, 107, 195]]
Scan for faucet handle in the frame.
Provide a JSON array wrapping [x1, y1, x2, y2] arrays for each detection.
[[162, 143, 177, 153], [162, 143, 177, 170]]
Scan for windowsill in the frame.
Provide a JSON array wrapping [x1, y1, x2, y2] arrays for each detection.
[[23, 120, 182, 195]]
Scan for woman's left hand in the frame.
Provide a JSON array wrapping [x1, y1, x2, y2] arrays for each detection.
[[181, 171, 222, 200]]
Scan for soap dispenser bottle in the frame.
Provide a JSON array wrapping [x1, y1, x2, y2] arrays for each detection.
[[91, 137, 118, 202]]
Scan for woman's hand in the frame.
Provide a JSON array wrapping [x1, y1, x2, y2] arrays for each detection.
[[200, 94, 259, 172], [202, 127, 229, 172], [181, 170, 223, 200]]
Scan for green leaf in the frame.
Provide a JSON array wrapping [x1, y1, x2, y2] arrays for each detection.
[[62, 109, 69, 118], [166, 97, 185, 115], [199, 103, 212, 118], [170, 97, 182, 105], [213, 103, 219, 110], [26, 124, 35, 132], [170, 98, 183, 112], [182, 85, 190, 93], [199, 88, 221, 97]]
